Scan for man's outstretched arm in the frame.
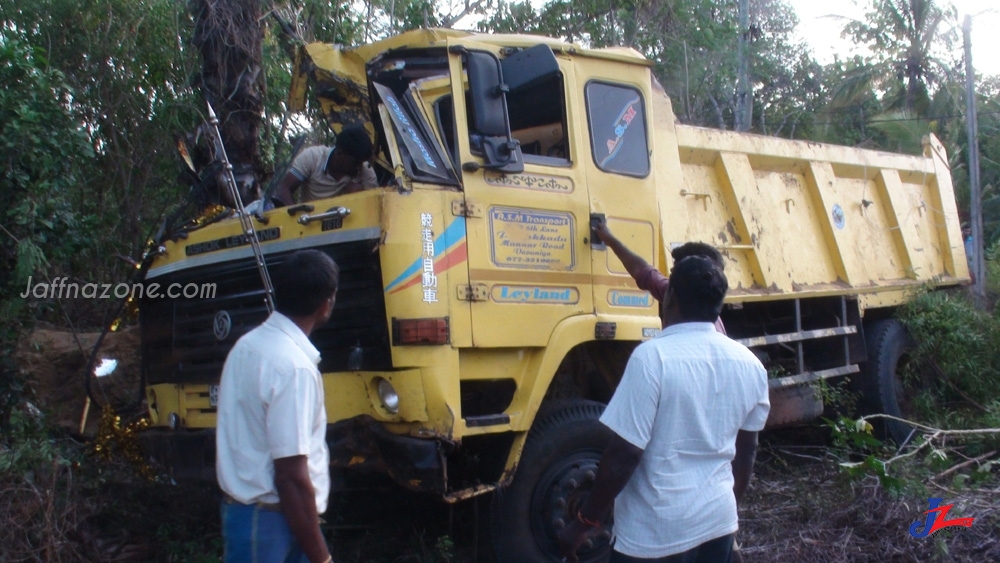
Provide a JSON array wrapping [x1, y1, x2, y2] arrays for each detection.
[[273, 172, 302, 207], [593, 217, 654, 282]]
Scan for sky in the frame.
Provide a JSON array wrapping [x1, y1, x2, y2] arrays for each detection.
[[789, 0, 1000, 76], [514, 0, 1000, 76]]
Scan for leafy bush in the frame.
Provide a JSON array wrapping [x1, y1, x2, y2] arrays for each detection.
[[0, 30, 96, 433], [986, 240, 1000, 297], [0, 406, 226, 562], [896, 289, 1000, 420]]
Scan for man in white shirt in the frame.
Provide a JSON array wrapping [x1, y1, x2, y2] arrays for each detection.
[[559, 255, 770, 563], [273, 125, 378, 205], [216, 250, 339, 563]]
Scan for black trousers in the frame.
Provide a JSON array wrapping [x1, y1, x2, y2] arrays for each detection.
[[609, 533, 735, 563]]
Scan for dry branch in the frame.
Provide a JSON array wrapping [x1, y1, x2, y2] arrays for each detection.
[[933, 449, 998, 481]]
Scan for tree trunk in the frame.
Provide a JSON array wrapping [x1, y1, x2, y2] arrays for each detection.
[[734, 0, 752, 132], [191, 0, 264, 202]]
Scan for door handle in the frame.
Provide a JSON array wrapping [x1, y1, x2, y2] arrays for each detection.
[[590, 213, 606, 249]]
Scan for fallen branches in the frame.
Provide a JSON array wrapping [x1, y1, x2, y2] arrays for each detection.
[[933, 449, 998, 481]]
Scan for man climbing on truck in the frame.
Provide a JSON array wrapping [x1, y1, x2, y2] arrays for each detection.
[[593, 216, 726, 334], [272, 125, 377, 205]]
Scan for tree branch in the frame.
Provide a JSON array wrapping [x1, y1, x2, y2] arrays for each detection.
[[441, 0, 488, 28], [934, 450, 997, 481]]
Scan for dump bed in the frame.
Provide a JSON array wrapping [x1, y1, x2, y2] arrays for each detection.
[[657, 124, 969, 309]]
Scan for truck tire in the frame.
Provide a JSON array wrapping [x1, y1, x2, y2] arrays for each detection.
[[491, 400, 613, 563], [856, 319, 917, 444]]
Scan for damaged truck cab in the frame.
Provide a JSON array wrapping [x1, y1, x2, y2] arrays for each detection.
[[139, 29, 969, 562]]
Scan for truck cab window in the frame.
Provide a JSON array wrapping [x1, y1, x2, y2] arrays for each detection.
[[445, 45, 567, 170], [585, 81, 650, 177], [507, 72, 568, 165], [434, 95, 459, 171], [434, 77, 568, 169]]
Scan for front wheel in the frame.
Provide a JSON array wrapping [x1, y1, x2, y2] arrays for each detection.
[[491, 400, 613, 563]]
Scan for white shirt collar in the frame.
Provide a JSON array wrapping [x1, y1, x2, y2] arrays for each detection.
[[657, 321, 716, 338], [265, 312, 322, 365], [322, 145, 336, 177]]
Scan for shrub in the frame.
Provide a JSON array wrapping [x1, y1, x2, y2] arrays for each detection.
[[896, 289, 1000, 418]]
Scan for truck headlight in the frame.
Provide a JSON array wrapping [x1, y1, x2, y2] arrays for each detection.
[[376, 378, 400, 414]]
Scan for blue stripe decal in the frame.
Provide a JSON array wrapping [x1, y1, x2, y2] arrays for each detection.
[[384, 217, 466, 292]]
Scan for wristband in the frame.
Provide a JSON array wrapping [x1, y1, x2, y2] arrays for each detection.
[[577, 510, 600, 528]]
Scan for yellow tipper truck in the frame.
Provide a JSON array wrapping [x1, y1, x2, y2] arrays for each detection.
[[138, 29, 969, 561]]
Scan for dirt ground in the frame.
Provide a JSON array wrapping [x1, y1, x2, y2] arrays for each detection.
[[322, 427, 999, 562], [738, 432, 1000, 562], [15, 326, 141, 434]]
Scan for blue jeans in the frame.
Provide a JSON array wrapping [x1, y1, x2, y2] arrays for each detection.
[[220, 500, 311, 563]]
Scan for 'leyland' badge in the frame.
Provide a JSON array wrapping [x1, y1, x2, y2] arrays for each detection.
[[214, 310, 232, 341]]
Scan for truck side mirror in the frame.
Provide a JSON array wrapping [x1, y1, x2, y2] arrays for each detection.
[[456, 48, 523, 173], [466, 51, 508, 137]]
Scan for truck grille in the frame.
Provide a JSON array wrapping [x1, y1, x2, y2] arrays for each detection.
[[141, 239, 392, 385]]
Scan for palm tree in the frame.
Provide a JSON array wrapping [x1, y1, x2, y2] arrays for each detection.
[[835, 0, 959, 117], [191, 0, 265, 200]]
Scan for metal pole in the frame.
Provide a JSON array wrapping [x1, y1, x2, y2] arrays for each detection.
[[963, 15, 985, 302], [206, 102, 275, 313]]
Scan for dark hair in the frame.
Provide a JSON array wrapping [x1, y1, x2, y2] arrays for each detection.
[[671, 242, 724, 270], [667, 255, 727, 322], [273, 250, 340, 317], [335, 125, 373, 161]]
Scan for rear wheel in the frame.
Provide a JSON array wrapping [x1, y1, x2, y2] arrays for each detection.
[[855, 319, 921, 444], [491, 400, 613, 563]]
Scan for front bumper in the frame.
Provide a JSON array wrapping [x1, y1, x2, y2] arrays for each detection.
[[327, 415, 447, 495], [137, 415, 447, 494]]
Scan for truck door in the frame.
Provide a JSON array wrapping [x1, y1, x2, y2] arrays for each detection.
[[576, 58, 661, 327], [445, 40, 593, 347]]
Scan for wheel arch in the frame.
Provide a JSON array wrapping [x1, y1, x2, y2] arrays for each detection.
[[507, 315, 650, 434]]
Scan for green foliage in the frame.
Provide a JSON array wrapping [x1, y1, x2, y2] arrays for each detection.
[[156, 523, 223, 563], [825, 287, 1000, 498], [1, 0, 203, 332], [0, 31, 93, 286], [434, 535, 455, 560], [986, 241, 1000, 295], [0, 30, 98, 426], [824, 415, 906, 493], [819, 378, 858, 414], [896, 290, 1000, 416], [842, 0, 960, 117], [826, 416, 883, 451], [0, 411, 71, 474]]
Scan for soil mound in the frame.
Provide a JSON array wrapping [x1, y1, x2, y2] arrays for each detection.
[[15, 326, 141, 433]]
